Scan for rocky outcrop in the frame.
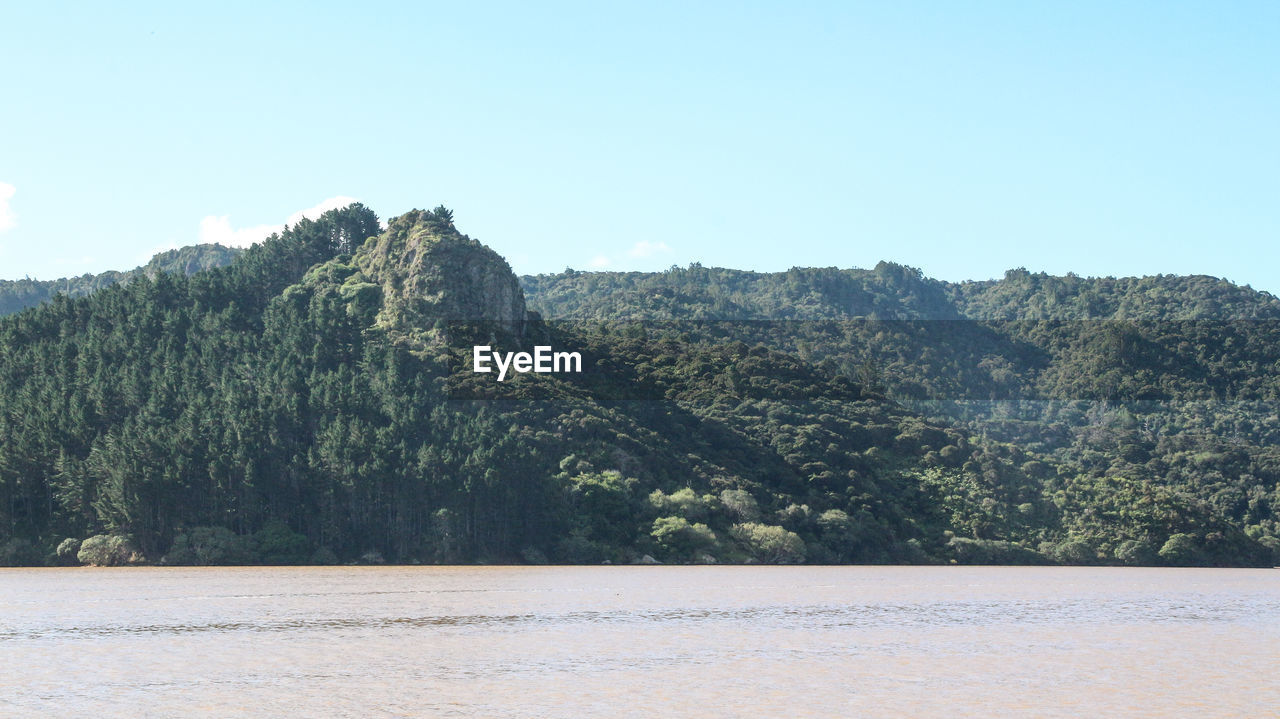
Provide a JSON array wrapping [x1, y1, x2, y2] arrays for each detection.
[[357, 207, 530, 345]]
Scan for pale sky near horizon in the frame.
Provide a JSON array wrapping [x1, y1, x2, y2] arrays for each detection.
[[1, 2, 1277, 290]]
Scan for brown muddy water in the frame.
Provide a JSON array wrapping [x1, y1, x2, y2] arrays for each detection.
[[1, 566, 1277, 717]]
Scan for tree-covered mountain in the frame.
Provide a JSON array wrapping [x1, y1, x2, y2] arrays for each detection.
[[521, 264, 1280, 566], [0, 244, 242, 317], [1, 206, 1275, 568]]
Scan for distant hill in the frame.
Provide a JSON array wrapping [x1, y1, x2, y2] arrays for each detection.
[[0, 244, 242, 316], [521, 262, 1280, 322], [521, 264, 1280, 402], [0, 208, 1275, 569], [951, 268, 1280, 321]]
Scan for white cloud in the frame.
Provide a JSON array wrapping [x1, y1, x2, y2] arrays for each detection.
[[198, 215, 282, 248], [0, 182, 16, 233], [198, 195, 360, 248], [285, 195, 360, 227], [582, 241, 673, 270], [627, 240, 671, 258]]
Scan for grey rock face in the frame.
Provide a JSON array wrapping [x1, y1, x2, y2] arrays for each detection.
[[359, 209, 530, 344]]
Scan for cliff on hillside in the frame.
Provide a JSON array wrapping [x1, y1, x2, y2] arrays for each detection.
[[355, 206, 530, 346]]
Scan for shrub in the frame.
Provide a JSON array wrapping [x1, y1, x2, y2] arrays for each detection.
[[77, 535, 139, 566], [649, 488, 715, 522], [55, 537, 83, 566], [949, 537, 1048, 565], [253, 521, 310, 565], [775, 504, 812, 528], [566, 471, 637, 546], [719, 489, 760, 522], [651, 516, 718, 559], [1050, 538, 1097, 565], [164, 527, 256, 565], [816, 509, 860, 559], [1158, 533, 1200, 566], [730, 523, 806, 564], [1113, 538, 1158, 565]]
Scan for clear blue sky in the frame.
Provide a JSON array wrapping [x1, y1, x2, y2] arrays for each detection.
[[2, 1, 1277, 290]]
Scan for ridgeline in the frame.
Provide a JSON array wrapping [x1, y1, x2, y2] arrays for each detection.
[[0, 244, 242, 316]]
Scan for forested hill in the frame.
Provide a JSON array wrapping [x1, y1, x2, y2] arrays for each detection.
[[522, 264, 1280, 567], [521, 263, 1280, 322], [952, 269, 1280, 321], [520, 265, 1280, 400], [1, 206, 1276, 569], [0, 244, 241, 317]]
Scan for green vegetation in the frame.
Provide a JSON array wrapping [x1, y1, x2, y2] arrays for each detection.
[[0, 205, 1276, 567], [519, 263, 1280, 567], [76, 534, 139, 566], [0, 244, 241, 316]]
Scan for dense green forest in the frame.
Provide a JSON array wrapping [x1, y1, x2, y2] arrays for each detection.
[[0, 244, 241, 316], [1, 204, 1276, 567]]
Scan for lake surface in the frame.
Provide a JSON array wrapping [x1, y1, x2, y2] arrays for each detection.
[[1, 566, 1277, 717]]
